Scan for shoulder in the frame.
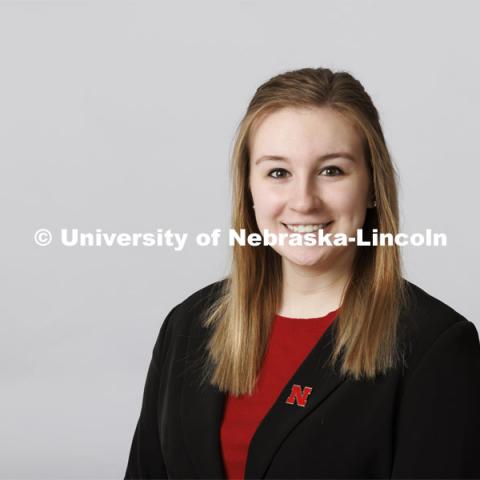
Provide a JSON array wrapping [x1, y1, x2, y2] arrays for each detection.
[[400, 279, 479, 372], [161, 278, 227, 336], [176, 278, 226, 319], [402, 279, 467, 332], [150, 278, 227, 364]]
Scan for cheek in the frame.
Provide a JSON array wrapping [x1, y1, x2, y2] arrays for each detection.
[[330, 178, 369, 213], [332, 193, 366, 214], [250, 181, 284, 217], [255, 195, 284, 221]]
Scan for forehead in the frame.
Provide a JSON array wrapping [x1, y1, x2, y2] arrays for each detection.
[[249, 106, 364, 160]]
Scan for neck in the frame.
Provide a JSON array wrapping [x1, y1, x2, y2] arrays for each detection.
[[278, 248, 356, 318]]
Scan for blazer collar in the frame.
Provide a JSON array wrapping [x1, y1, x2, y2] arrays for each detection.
[[180, 315, 345, 479]]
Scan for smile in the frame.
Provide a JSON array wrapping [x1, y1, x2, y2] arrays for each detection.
[[282, 222, 333, 233]]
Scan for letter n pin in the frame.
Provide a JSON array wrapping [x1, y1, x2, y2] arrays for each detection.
[[285, 384, 313, 407]]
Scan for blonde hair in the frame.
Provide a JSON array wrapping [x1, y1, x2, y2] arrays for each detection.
[[200, 67, 410, 396]]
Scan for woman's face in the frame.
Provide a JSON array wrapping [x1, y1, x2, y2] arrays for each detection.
[[249, 106, 372, 271]]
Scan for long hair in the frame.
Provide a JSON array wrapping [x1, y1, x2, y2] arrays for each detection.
[[201, 67, 410, 396]]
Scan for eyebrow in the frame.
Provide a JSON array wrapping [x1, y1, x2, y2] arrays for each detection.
[[254, 152, 356, 165]]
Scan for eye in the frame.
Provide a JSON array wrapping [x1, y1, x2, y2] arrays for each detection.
[[267, 168, 289, 179], [321, 166, 343, 176]]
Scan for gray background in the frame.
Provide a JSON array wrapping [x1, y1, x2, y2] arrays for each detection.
[[1, 0, 478, 478]]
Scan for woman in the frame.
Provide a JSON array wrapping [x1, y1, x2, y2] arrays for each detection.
[[125, 67, 480, 479]]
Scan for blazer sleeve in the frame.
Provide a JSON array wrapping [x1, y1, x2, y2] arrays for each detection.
[[391, 319, 480, 479], [124, 305, 178, 479]]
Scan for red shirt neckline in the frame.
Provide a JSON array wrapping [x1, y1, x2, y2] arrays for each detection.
[[275, 308, 339, 321]]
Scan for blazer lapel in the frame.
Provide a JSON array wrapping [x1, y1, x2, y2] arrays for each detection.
[[244, 319, 346, 479], [181, 315, 345, 479]]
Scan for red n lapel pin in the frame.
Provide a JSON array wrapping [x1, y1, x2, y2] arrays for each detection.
[[285, 384, 313, 407]]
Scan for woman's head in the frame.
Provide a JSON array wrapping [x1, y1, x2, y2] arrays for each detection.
[[231, 67, 399, 278]]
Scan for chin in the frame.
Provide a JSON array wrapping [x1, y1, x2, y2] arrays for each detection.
[[280, 246, 331, 268]]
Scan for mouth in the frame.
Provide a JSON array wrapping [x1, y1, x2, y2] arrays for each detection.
[[281, 221, 333, 234]]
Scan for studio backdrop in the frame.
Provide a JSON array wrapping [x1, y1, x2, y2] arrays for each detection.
[[0, 1, 478, 478]]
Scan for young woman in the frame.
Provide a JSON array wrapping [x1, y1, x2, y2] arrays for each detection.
[[125, 67, 480, 479]]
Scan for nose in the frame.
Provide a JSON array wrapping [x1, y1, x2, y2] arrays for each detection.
[[289, 177, 322, 213]]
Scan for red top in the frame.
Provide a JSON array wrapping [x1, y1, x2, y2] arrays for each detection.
[[220, 309, 339, 479]]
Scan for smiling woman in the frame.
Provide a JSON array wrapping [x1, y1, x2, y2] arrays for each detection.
[[125, 67, 480, 479]]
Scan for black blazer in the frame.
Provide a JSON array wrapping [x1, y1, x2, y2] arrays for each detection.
[[124, 279, 480, 479]]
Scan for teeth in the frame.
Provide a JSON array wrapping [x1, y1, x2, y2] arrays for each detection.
[[285, 223, 330, 233]]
